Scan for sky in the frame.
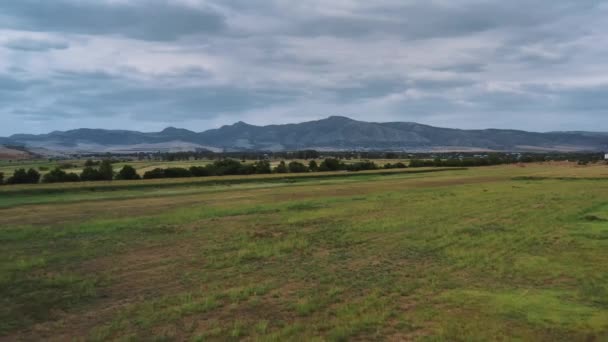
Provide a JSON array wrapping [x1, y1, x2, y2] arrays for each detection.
[[0, 0, 607, 136]]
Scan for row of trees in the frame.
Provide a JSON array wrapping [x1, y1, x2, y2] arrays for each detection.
[[0, 168, 42, 184], [15, 152, 594, 185], [140, 158, 386, 179], [0, 160, 142, 185], [0, 158, 406, 185], [410, 155, 526, 168]]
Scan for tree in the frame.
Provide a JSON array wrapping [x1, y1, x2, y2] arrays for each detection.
[[42, 167, 80, 183], [116, 165, 141, 180], [27, 169, 41, 183], [163, 167, 192, 178], [211, 159, 244, 176], [345, 161, 377, 171], [274, 161, 288, 173], [190, 166, 211, 177], [253, 160, 272, 174], [288, 161, 308, 173], [80, 167, 103, 181], [319, 158, 343, 171], [0, 172, 4, 184], [7, 168, 40, 184], [143, 168, 165, 179], [98, 160, 114, 180], [308, 160, 318, 172]]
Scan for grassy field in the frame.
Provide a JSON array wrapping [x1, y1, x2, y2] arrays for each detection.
[[1, 163, 608, 341]]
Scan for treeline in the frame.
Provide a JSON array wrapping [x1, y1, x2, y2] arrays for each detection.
[[0, 158, 405, 185], [2, 152, 605, 185], [408, 152, 608, 168], [0, 160, 141, 185], [409, 154, 518, 168], [141, 159, 391, 179], [83, 150, 608, 164]]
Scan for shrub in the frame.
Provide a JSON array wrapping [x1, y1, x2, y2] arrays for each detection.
[[288, 161, 309, 173], [409, 159, 435, 168], [253, 160, 272, 174], [274, 161, 288, 173], [98, 160, 114, 180], [163, 167, 192, 178], [0, 172, 4, 184], [42, 168, 80, 183], [384, 162, 407, 169], [7, 168, 40, 184], [143, 168, 166, 179], [189, 166, 212, 177], [80, 167, 104, 181], [345, 161, 377, 171], [319, 158, 344, 171], [212, 159, 245, 176], [116, 165, 141, 180], [308, 160, 318, 171]]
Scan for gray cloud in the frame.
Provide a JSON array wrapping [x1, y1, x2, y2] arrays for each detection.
[[0, 0, 607, 135], [0, 0, 225, 41], [4, 38, 69, 51]]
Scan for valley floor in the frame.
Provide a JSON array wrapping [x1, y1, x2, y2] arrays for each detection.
[[1, 163, 608, 341]]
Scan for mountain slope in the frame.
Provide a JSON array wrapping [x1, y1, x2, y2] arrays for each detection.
[[3, 116, 608, 152]]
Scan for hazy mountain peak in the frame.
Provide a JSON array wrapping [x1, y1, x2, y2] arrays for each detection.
[[323, 115, 355, 122], [2, 116, 608, 153]]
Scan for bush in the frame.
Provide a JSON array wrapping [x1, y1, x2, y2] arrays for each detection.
[[308, 160, 318, 171], [42, 168, 80, 183], [288, 161, 308, 173], [409, 159, 435, 168], [384, 162, 407, 169], [319, 158, 344, 171], [253, 160, 272, 174], [143, 168, 166, 179], [80, 167, 104, 181], [345, 161, 377, 171], [274, 161, 288, 173], [7, 168, 41, 184], [0, 172, 4, 184], [189, 166, 212, 177], [212, 159, 246, 176], [98, 160, 114, 180], [163, 167, 192, 178], [116, 165, 141, 180]]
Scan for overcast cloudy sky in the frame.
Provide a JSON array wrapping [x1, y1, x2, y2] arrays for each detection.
[[0, 0, 607, 135]]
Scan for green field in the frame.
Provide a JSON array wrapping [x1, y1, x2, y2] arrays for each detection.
[[1, 163, 608, 340]]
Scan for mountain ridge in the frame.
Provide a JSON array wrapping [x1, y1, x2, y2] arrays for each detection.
[[3, 116, 608, 153]]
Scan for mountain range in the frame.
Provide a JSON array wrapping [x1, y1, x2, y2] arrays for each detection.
[[3, 116, 608, 154]]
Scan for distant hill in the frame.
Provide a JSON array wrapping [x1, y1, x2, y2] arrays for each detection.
[[3, 116, 608, 153], [0, 145, 33, 160]]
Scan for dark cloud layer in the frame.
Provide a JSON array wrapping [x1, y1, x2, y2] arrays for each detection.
[[0, 0, 607, 134], [1, 0, 225, 41]]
